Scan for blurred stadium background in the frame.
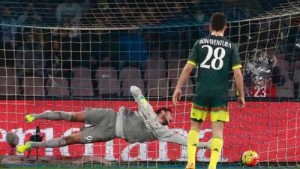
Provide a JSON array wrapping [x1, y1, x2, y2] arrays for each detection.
[[0, 0, 299, 168]]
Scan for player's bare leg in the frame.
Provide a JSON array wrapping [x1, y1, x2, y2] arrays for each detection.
[[17, 132, 84, 154], [208, 121, 224, 169], [186, 120, 202, 169], [25, 111, 86, 123]]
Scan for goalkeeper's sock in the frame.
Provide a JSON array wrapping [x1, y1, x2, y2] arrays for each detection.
[[33, 110, 74, 121], [187, 129, 199, 165], [208, 137, 223, 169], [31, 138, 67, 148]]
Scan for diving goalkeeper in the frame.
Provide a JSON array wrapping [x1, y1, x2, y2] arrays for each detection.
[[17, 86, 210, 153]]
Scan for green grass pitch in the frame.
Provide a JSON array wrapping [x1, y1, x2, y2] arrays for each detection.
[[2, 165, 300, 169]]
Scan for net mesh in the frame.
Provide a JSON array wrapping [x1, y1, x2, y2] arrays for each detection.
[[0, 0, 300, 168], [0, 0, 293, 28]]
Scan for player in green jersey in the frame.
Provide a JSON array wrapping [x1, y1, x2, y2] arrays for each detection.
[[172, 12, 245, 169]]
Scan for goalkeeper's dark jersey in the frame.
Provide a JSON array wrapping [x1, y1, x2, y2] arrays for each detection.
[[188, 35, 241, 98]]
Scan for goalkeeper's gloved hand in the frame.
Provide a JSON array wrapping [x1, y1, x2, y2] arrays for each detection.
[[130, 86, 143, 100]]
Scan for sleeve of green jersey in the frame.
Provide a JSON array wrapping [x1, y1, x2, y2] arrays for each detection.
[[187, 40, 199, 67], [231, 44, 242, 70]]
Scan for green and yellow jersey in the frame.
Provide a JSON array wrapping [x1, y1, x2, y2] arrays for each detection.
[[188, 35, 241, 98]]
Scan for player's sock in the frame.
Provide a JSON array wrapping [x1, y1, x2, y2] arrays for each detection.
[[208, 137, 223, 169], [187, 129, 199, 165], [31, 138, 67, 148], [33, 110, 74, 121]]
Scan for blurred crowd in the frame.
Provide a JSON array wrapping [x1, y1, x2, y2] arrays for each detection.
[[0, 0, 299, 98], [0, 0, 289, 27]]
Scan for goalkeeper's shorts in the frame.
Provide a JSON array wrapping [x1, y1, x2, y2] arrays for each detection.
[[81, 108, 117, 143], [190, 97, 229, 122]]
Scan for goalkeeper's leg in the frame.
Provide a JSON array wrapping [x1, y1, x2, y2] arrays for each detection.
[[17, 132, 84, 153], [208, 121, 224, 169], [25, 110, 86, 123]]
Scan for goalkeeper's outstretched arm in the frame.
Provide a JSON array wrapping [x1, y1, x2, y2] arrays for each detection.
[[130, 86, 157, 121], [130, 86, 210, 149], [158, 130, 211, 149]]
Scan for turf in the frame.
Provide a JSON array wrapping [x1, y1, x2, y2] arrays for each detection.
[[2, 167, 300, 169], [2, 165, 300, 169]]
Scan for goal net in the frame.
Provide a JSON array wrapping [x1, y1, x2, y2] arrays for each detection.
[[0, 0, 299, 168]]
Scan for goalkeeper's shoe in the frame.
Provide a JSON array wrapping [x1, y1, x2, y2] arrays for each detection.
[[185, 163, 195, 169], [17, 141, 32, 154], [25, 114, 36, 123]]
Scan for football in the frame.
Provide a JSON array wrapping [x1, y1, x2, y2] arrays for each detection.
[[241, 150, 259, 167]]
